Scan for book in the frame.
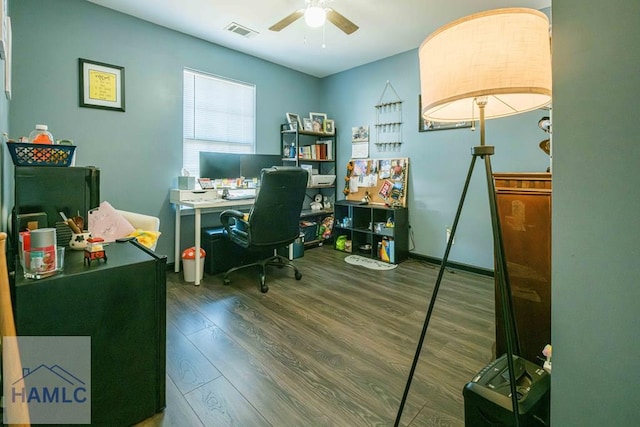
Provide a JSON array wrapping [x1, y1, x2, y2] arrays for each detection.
[[318, 139, 333, 160]]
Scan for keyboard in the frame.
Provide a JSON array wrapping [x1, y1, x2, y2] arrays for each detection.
[[225, 194, 255, 201], [224, 189, 257, 201]]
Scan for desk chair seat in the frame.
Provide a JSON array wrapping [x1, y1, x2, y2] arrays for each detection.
[[220, 166, 307, 293]]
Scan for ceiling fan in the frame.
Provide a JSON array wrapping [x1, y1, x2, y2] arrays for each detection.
[[269, 0, 359, 35]]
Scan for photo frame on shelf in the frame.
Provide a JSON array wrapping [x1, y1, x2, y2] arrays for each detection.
[[79, 58, 125, 112], [418, 94, 471, 132], [303, 117, 313, 131], [324, 119, 335, 135], [286, 112, 301, 130], [310, 112, 327, 133]]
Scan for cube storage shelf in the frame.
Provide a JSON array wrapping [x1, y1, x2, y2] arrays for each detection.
[[333, 201, 408, 264]]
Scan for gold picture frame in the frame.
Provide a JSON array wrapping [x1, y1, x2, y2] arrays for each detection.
[[79, 58, 125, 112]]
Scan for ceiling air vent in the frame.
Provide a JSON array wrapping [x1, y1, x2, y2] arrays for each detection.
[[224, 22, 258, 38]]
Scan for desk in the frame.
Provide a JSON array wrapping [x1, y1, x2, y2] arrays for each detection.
[[14, 241, 166, 425], [170, 193, 254, 285]]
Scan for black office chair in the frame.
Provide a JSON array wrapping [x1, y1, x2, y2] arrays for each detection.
[[220, 166, 308, 293]]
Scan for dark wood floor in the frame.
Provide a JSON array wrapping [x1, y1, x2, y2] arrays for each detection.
[[136, 245, 496, 427]]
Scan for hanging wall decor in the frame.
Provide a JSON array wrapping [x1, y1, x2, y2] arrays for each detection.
[[375, 81, 403, 151]]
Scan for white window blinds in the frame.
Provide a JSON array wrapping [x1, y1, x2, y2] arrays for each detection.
[[183, 69, 255, 177]]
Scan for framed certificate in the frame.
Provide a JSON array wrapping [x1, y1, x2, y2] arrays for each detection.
[[79, 58, 125, 112]]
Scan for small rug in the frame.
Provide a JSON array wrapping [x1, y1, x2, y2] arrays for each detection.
[[344, 255, 398, 271]]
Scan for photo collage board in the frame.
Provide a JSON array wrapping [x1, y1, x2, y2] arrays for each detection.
[[343, 157, 409, 207]]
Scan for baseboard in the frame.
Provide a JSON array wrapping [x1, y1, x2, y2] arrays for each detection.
[[167, 255, 493, 278], [408, 253, 494, 278]]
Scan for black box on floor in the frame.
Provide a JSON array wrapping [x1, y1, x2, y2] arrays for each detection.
[[300, 220, 318, 243], [463, 354, 550, 426], [201, 227, 245, 275], [201, 227, 273, 275], [276, 234, 304, 260]]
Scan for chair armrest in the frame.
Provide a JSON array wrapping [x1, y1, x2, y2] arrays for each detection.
[[220, 209, 247, 236]]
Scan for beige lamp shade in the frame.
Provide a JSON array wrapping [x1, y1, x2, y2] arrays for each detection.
[[419, 8, 552, 122]]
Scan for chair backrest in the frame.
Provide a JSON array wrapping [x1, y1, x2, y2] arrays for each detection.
[[246, 167, 308, 248]]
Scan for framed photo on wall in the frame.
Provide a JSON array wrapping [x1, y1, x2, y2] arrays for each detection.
[[4, 16, 11, 100], [418, 94, 471, 132], [0, 0, 6, 60], [79, 58, 125, 111]]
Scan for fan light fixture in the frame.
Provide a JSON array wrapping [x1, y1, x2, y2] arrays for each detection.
[[304, 5, 326, 28], [268, 0, 358, 35]]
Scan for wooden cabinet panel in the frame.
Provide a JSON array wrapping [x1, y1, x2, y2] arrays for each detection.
[[14, 242, 166, 425], [494, 173, 551, 364]]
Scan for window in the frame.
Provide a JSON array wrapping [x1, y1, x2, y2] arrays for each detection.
[[183, 69, 256, 177]]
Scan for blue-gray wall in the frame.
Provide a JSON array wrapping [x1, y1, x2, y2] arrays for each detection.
[[552, 1, 640, 424], [7, 1, 639, 423], [6, 0, 548, 269], [7, 0, 322, 259], [324, 50, 549, 269]]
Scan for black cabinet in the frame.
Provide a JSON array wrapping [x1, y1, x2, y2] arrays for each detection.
[[11, 166, 100, 256], [14, 241, 166, 426], [333, 201, 408, 263]]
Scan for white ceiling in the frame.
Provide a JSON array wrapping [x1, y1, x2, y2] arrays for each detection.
[[87, 0, 551, 78]]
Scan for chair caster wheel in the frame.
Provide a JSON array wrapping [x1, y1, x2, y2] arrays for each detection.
[[295, 272, 302, 280], [261, 285, 269, 293], [223, 278, 231, 285]]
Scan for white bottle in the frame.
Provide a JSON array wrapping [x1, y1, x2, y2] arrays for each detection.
[[28, 124, 54, 144]]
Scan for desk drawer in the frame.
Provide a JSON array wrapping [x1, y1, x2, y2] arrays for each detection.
[[170, 189, 219, 203]]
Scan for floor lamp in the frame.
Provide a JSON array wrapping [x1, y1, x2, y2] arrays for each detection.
[[395, 8, 551, 427]]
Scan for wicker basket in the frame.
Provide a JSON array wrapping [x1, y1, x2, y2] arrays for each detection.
[[6, 142, 76, 167]]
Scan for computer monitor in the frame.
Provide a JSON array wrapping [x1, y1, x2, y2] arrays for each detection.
[[199, 152, 282, 180], [240, 154, 282, 179], [199, 152, 242, 179]]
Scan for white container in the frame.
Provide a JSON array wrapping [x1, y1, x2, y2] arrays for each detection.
[[28, 124, 54, 144], [182, 259, 205, 282], [181, 247, 206, 282]]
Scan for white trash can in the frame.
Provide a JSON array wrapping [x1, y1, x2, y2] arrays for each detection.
[[182, 247, 206, 282]]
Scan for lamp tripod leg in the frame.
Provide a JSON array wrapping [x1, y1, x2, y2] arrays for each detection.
[[394, 148, 523, 427], [394, 154, 478, 427], [482, 153, 522, 427]]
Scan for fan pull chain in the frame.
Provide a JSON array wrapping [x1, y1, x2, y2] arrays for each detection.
[[322, 23, 326, 48]]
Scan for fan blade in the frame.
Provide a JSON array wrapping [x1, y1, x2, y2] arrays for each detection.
[[269, 10, 304, 31], [326, 8, 359, 34]]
